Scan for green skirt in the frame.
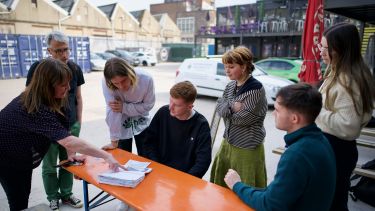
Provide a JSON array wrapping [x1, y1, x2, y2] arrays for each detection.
[[210, 139, 267, 188]]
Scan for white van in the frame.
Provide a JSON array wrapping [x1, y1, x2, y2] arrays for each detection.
[[175, 58, 294, 105]]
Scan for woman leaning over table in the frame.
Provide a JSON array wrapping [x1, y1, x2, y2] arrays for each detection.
[[0, 58, 123, 211], [210, 46, 268, 188], [101, 57, 155, 156], [316, 23, 375, 211]]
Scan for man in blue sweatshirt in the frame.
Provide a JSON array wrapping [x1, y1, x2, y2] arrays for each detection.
[[143, 81, 212, 178], [224, 83, 336, 211]]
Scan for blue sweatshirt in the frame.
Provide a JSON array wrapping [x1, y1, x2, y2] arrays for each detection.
[[233, 124, 336, 211]]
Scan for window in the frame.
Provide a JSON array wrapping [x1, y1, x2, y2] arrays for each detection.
[[216, 63, 226, 76], [270, 61, 294, 70], [177, 17, 195, 34], [257, 61, 272, 69]]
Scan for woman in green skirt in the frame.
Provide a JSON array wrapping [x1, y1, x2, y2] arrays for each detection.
[[210, 46, 267, 188]]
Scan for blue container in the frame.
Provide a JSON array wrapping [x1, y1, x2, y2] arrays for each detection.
[[38, 35, 49, 59], [18, 35, 44, 77], [208, 44, 215, 55], [0, 34, 21, 79], [68, 36, 77, 62], [75, 36, 91, 73]]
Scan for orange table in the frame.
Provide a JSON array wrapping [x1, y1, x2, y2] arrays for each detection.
[[65, 149, 253, 211]]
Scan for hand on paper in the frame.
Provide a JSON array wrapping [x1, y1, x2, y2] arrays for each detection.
[[224, 169, 242, 190], [105, 154, 127, 172]]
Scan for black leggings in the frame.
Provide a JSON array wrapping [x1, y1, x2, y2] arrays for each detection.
[[118, 130, 147, 156], [0, 167, 33, 211], [324, 133, 358, 211]]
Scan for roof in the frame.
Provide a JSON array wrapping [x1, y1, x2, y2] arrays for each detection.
[[0, 0, 12, 8], [0, 0, 17, 10], [98, 3, 116, 19], [53, 0, 74, 13], [130, 10, 145, 22], [153, 14, 163, 22], [325, 0, 375, 24]]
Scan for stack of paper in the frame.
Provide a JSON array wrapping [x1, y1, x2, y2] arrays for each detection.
[[98, 170, 145, 188], [98, 160, 152, 188]]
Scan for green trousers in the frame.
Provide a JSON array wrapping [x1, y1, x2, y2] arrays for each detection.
[[42, 121, 80, 201]]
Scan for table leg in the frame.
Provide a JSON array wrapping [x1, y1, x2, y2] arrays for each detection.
[[83, 180, 89, 211]]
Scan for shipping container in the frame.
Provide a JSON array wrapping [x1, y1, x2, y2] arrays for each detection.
[[0, 34, 21, 79], [1, 33, 91, 79], [75, 36, 91, 73], [17, 35, 44, 77]]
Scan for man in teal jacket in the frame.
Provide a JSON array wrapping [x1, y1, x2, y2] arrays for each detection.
[[224, 83, 336, 211]]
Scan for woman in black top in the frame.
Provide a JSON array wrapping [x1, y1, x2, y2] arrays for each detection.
[[0, 58, 123, 211]]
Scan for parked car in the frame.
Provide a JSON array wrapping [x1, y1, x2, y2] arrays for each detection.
[[255, 58, 302, 82], [175, 58, 294, 106], [132, 51, 157, 66], [105, 49, 140, 66], [89, 52, 106, 71], [96, 52, 117, 60]]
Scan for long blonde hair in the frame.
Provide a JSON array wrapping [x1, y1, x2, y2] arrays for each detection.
[[21, 58, 71, 115], [323, 23, 375, 114]]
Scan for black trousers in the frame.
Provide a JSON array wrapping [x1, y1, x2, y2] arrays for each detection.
[[118, 129, 147, 156], [324, 133, 358, 211], [0, 167, 33, 211]]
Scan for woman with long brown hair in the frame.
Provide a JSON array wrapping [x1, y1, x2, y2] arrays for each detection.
[[0, 58, 123, 211], [317, 23, 375, 210]]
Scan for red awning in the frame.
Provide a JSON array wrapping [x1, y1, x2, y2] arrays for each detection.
[[298, 0, 324, 85]]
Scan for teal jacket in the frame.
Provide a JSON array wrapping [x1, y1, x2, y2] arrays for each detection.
[[233, 124, 336, 211]]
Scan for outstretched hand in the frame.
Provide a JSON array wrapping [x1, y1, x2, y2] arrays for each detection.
[[105, 154, 127, 172], [224, 169, 242, 190]]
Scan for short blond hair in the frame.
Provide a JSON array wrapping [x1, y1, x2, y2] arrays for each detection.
[[222, 46, 255, 74]]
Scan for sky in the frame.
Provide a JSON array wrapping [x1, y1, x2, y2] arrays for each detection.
[[89, 0, 256, 12]]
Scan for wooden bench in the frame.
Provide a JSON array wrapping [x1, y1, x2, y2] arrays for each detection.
[[272, 147, 375, 179], [361, 127, 375, 137], [356, 138, 375, 149]]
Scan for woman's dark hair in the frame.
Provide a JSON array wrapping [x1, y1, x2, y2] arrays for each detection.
[[21, 58, 71, 115], [323, 23, 375, 114]]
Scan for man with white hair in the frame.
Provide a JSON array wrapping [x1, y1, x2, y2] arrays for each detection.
[[26, 31, 84, 211]]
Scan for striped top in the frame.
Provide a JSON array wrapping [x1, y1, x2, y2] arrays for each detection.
[[216, 76, 267, 149]]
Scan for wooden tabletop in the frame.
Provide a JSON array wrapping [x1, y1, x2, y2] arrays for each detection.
[[65, 149, 253, 211]]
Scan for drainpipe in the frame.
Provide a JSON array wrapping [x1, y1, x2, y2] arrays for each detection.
[[58, 15, 71, 30]]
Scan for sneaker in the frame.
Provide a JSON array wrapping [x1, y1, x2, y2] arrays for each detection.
[[115, 202, 129, 211], [62, 195, 83, 208], [49, 199, 59, 211]]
